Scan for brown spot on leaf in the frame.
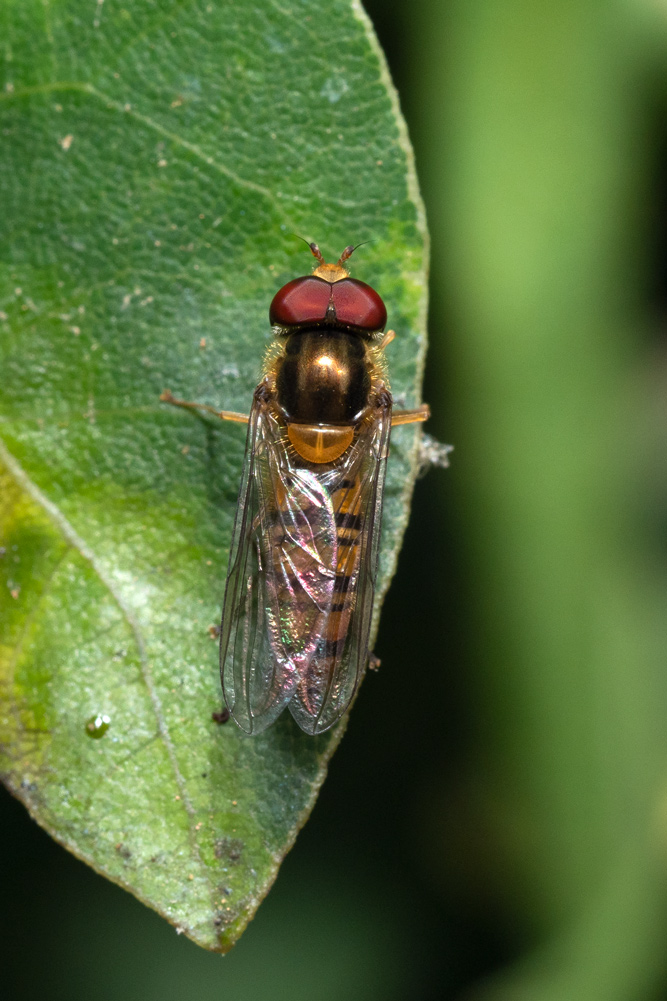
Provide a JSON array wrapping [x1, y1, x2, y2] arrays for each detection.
[[214, 837, 243, 863]]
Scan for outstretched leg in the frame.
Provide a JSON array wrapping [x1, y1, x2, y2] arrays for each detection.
[[162, 387, 427, 428], [391, 404, 430, 426], [160, 389, 250, 424], [379, 331, 429, 426]]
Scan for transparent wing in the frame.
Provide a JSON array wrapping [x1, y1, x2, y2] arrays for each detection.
[[220, 394, 337, 734], [288, 396, 392, 735]]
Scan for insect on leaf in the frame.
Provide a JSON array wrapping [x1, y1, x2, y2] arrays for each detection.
[[0, 0, 428, 950]]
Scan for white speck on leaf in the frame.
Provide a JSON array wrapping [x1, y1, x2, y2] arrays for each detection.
[[59, 135, 74, 151], [266, 35, 286, 54], [320, 76, 349, 103], [110, 569, 157, 611], [93, 0, 105, 29]]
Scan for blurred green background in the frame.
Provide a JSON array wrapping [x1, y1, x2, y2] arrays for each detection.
[[4, 0, 667, 998]]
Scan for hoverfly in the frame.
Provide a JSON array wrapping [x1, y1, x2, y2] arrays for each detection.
[[162, 243, 429, 735]]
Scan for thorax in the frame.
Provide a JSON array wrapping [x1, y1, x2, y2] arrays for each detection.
[[274, 329, 372, 465]]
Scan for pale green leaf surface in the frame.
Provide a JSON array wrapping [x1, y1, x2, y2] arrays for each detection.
[[0, 0, 427, 951]]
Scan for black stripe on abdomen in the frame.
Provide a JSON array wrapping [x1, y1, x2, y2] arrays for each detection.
[[335, 511, 362, 531]]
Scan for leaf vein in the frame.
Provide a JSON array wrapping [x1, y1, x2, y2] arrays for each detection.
[[0, 79, 279, 206], [0, 438, 205, 864], [85, 83, 277, 201]]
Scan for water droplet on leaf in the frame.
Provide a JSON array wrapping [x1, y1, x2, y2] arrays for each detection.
[[85, 713, 110, 738]]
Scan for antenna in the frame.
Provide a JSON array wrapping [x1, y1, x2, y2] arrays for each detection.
[[308, 242, 325, 265], [337, 240, 372, 266]]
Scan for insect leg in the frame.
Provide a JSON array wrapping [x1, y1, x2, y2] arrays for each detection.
[[391, 404, 430, 426], [160, 389, 250, 424], [378, 329, 395, 350]]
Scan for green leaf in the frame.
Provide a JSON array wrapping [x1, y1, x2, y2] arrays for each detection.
[[0, 0, 427, 951]]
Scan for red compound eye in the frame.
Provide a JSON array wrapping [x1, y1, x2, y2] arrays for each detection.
[[269, 276, 331, 326], [331, 278, 387, 332]]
